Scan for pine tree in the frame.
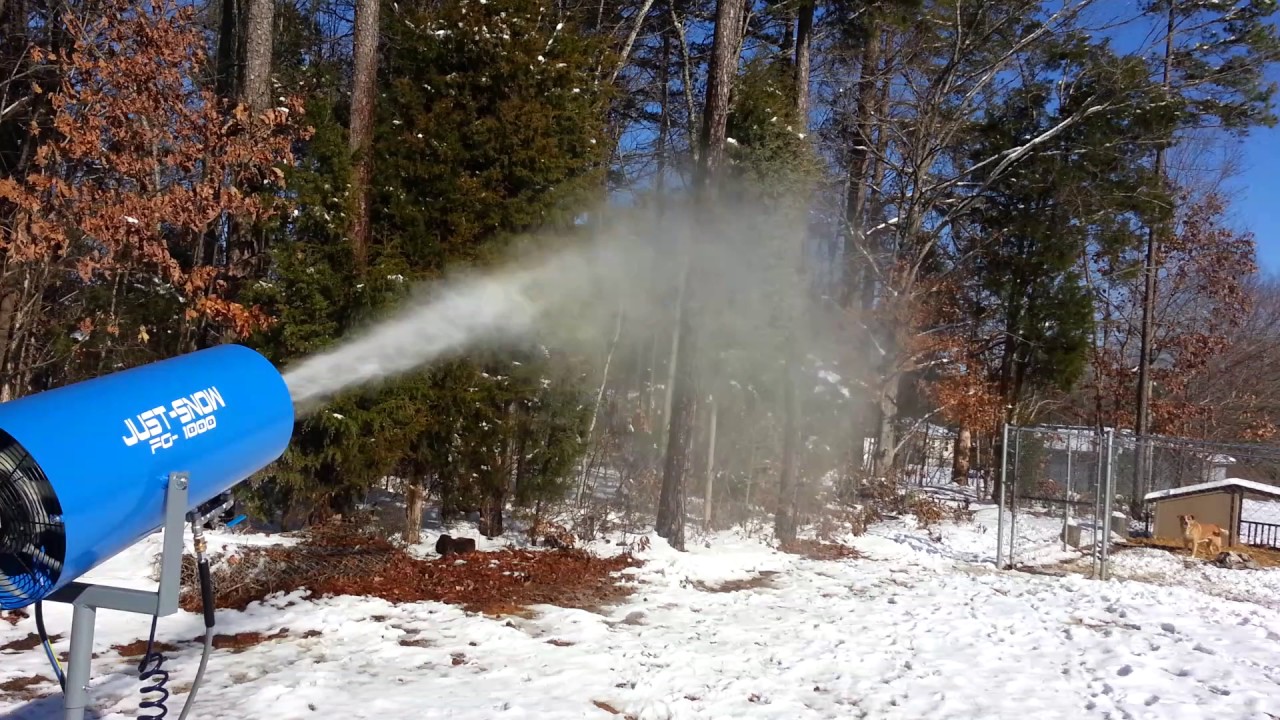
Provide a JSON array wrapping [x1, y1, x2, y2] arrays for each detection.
[[370, 0, 612, 535]]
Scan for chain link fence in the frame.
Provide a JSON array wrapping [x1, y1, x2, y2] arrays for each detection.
[[997, 425, 1119, 578], [1113, 434, 1280, 550], [999, 426, 1280, 579]]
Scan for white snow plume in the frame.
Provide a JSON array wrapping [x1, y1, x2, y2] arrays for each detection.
[[283, 240, 627, 413]]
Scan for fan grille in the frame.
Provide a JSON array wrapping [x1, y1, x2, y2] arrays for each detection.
[[0, 429, 65, 610]]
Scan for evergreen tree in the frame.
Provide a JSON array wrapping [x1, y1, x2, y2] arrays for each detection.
[[368, 0, 611, 535], [963, 41, 1167, 419]]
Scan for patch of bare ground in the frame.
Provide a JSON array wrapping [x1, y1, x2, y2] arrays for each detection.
[[187, 522, 642, 617], [112, 639, 182, 658], [0, 675, 53, 702], [779, 539, 862, 561], [1, 633, 56, 653], [691, 570, 780, 593], [592, 699, 638, 718], [204, 628, 291, 653]]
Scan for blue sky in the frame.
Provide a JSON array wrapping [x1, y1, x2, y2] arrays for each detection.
[[1226, 119, 1280, 272]]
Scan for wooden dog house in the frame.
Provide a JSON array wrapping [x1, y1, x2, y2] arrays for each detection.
[[1144, 479, 1280, 548]]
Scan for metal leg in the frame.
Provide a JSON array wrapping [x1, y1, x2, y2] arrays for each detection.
[[1063, 439, 1074, 552], [1008, 429, 1021, 568], [50, 472, 192, 719], [1101, 429, 1116, 581], [62, 603, 97, 720], [996, 423, 1008, 568]]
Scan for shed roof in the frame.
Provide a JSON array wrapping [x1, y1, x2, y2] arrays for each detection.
[[1143, 478, 1280, 503]]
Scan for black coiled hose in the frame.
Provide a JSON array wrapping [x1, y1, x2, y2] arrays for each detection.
[[34, 601, 65, 691], [138, 615, 171, 719]]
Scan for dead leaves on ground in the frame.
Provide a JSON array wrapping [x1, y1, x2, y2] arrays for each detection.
[[778, 539, 862, 561], [183, 525, 642, 616]]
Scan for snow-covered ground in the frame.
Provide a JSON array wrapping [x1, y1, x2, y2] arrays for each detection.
[[4, 510, 1280, 719]]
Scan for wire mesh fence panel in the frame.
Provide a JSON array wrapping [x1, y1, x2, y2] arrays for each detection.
[[998, 425, 1117, 576], [1116, 434, 1280, 551], [898, 422, 957, 488]]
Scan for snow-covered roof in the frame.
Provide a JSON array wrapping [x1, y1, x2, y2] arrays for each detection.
[[1143, 477, 1280, 503]]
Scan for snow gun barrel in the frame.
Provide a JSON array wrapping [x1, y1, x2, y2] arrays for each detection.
[[0, 345, 294, 610]]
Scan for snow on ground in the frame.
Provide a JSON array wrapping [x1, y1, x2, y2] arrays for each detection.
[[1099, 546, 1280, 611], [1244, 497, 1280, 522], [4, 512, 1280, 720]]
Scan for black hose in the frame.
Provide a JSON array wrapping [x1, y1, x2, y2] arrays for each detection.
[[34, 601, 65, 691], [137, 616, 171, 719], [198, 559, 215, 629], [177, 556, 216, 720]]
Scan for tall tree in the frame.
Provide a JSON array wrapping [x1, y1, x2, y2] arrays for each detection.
[[776, 0, 818, 544], [655, 0, 748, 550], [1132, 0, 1279, 499], [242, 0, 275, 112], [349, 0, 381, 273]]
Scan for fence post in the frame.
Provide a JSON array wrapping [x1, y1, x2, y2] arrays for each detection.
[[1092, 430, 1103, 579], [996, 422, 1009, 569], [1008, 428, 1021, 567], [1063, 433, 1074, 551], [1101, 428, 1116, 580]]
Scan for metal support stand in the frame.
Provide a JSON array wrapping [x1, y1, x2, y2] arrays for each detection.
[[1100, 429, 1116, 581], [1007, 429, 1021, 568], [1092, 441, 1103, 579], [1062, 435, 1074, 552], [996, 423, 1009, 569], [49, 472, 190, 720]]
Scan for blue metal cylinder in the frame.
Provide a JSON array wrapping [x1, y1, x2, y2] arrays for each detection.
[[0, 345, 294, 609]]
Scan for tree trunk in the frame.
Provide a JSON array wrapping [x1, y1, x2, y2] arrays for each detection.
[[404, 482, 425, 544], [1135, 0, 1175, 509], [695, 0, 746, 189], [872, 383, 897, 478], [777, 6, 814, 537], [775, 354, 800, 543], [743, 436, 758, 514], [214, 0, 240, 98], [656, 0, 745, 551], [656, 265, 695, 549], [843, 27, 882, 303], [952, 426, 972, 485], [479, 493, 504, 538], [843, 28, 884, 492], [0, 287, 20, 401], [349, 0, 381, 274], [703, 394, 717, 529], [241, 0, 274, 112], [793, 0, 814, 121], [659, 273, 684, 454], [991, 432, 1004, 504], [480, 398, 509, 539], [640, 31, 667, 428], [579, 305, 624, 504]]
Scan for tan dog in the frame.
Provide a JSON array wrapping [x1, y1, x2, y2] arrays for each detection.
[[1179, 514, 1229, 560]]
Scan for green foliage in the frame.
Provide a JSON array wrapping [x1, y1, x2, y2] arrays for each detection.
[[960, 40, 1169, 412], [375, 0, 613, 274], [1152, 0, 1280, 133], [243, 0, 613, 524], [724, 58, 821, 202]]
